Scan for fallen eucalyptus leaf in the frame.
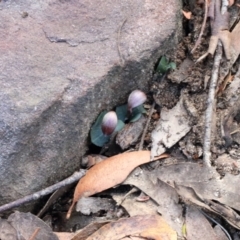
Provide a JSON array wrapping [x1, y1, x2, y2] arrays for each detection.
[[0, 219, 17, 240], [186, 206, 218, 240], [8, 211, 58, 240], [86, 214, 177, 240], [67, 151, 168, 219], [124, 168, 184, 236]]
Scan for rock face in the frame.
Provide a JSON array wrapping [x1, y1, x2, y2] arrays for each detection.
[[0, 0, 182, 206]]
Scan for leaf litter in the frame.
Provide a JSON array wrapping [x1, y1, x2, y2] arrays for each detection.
[[1, 1, 240, 239], [66, 150, 168, 219]]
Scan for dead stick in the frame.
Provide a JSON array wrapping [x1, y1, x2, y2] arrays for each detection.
[[138, 102, 155, 151], [0, 170, 86, 213], [203, 43, 222, 167], [191, 0, 208, 53]]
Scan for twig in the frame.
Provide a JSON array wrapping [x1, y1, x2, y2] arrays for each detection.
[[191, 0, 208, 53], [231, 128, 240, 135], [138, 102, 155, 151], [203, 43, 222, 167], [117, 18, 127, 66], [28, 228, 40, 240], [0, 170, 86, 214]]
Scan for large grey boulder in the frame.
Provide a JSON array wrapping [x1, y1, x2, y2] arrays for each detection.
[[0, 0, 182, 206]]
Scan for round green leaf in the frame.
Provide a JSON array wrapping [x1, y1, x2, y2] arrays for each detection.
[[90, 111, 110, 147], [116, 104, 128, 122]]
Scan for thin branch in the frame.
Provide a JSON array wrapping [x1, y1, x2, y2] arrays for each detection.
[[191, 0, 208, 53], [138, 102, 155, 151], [203, 43, 222, 167], [0, 170, 86, 214]]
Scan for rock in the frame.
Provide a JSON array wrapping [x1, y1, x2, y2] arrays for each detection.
[[0, 0, 182, 207]]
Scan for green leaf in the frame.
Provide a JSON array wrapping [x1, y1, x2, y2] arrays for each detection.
[[90, 111, 110, 147], [116, 104, 128, 122], [156, 56, 176, 73], [130, 104, 146, 122], [156, 56, 169, 73], [169, 62, 176, 70], [130, 113, 142, 122], [114, 120, 125, 132]]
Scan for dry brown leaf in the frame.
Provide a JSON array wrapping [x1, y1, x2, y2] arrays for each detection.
[[28, 228, 40, 240], [155, 163, 240, 229], [71, 221, 111, 240], [54, 232, 75, 240], [66, 151, 168, 219], [186, 206, 218, 240], [86, 215, 177, 240], [8, 211, 58, 240], [124, 170, 184, 236], [182, 10, 192, 19], [197, 0, 230, 62], [217, 72, 234, 96], [0, 219, 17, 240], [230, 19, 240, 54]]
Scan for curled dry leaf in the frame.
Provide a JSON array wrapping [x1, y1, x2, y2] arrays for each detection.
[[66, 151, 168, 219], [182, 10, 192, 19], [197, 0, 230, 62], [86, 214, 177, 240]]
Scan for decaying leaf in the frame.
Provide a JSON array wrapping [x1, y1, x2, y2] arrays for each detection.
[[154, 163, 240, 228], [198, 0, 240, 65], [174, 182, 240, 229], [182, 10, 192, 19], [168, 57, 194, 84], [112, 193, 158, 216], [86, 214, 177, 240], [186, 206, 218, 240], [151, 93, 192, 158], [71, 221, 111, 240], [76, 197, 115, 215], [0, 219, 17, 240], [217, 72, 234, 96], [54, 232, 75, 240], [229, 19, 240, 59], [214, 225, 230, 240], [124, 168, 184, 236], [197, 0, 230, 62], [67, 151, 168, 219], [8, 211, 58, 240]]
